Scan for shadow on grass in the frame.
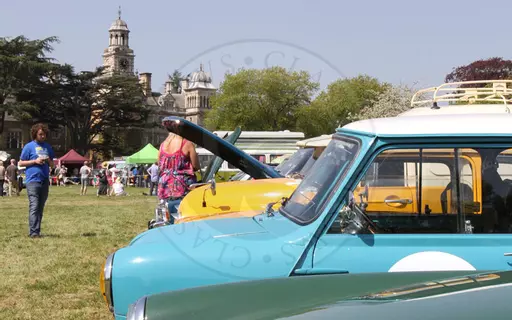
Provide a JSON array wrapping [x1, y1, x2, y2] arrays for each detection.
[[80, 232, 97, 237]]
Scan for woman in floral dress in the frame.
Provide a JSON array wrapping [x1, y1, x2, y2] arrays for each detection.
[[157, 129, 200, 213]]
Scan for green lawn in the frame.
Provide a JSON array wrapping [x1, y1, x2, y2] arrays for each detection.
[[0, 186, 155, 319]]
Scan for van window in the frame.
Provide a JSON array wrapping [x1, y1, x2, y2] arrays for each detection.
[[330, 147, 512, 234]]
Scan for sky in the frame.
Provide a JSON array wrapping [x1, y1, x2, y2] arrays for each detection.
[[1, 0, 510, 93]]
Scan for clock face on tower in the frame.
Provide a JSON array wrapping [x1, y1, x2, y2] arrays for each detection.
[[120, 58, 129, 70]]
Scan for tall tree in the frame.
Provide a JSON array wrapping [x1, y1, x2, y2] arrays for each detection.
[[13, 65, 150, 154], [445, 57, 512, 84], [171, 70, 183, 92], [296, 75, 389, 137], [205, 67, 319, 131], [347, 84, 423, 121], [0, 35, 59, 133]]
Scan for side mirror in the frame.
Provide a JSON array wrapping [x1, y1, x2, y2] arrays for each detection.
[[209, 179, 216, 196]]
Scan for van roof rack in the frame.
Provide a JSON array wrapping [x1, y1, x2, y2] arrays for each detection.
[[411, 80, 512, 108]]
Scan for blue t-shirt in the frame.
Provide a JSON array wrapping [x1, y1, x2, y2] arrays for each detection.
[[20, 140, 55, 183]]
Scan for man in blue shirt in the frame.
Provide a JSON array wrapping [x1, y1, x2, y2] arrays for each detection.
[[18, 123, 55, 238]]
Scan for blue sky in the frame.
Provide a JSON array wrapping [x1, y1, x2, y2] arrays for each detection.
[[1, 0, 510, 93]]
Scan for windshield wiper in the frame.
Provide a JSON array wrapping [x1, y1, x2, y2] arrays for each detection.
[[265, 197, 289, 217]]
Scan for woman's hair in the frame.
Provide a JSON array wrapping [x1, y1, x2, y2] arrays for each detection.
[[162, 119, 182, 138], [31, 123, 49, 140]]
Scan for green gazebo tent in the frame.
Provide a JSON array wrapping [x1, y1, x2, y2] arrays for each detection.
[[126, 143, 159, 164]]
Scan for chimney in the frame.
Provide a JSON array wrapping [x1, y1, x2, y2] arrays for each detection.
[[165, 79, 173, 93], [139, 72, 152, 96], [180, 78, 189, 91]]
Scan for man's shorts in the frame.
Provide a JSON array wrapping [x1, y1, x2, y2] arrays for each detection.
[[81, 177, 89, 185]]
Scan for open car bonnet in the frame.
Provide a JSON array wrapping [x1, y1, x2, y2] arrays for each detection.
[[162, 116, 282, 180]]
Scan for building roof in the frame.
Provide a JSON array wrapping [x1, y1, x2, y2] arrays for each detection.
[[171, 93, 185, 108], [185, 63, 216, 90], [109, 18, 129, 31], [109, 7, 129, 31], [340, 114, 512, 136]]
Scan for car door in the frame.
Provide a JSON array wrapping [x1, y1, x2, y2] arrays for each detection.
[[313, 146, 512, 274]]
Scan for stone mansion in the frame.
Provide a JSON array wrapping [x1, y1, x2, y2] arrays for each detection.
[[0, 9, 217, 159]]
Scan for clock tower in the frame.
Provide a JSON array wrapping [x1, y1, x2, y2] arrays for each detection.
[[102, 6, 135, 76]]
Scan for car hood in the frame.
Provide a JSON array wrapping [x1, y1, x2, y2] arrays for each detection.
[[162, 116, 282, 180], [141, 270, 506, 320], [177, 177, 301, 222], [131, 216, 271, 246]]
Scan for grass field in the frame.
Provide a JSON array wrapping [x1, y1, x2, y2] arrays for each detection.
[[0, 186, 155, 319]]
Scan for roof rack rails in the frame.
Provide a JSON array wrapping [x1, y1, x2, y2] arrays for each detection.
[[410, 80, 512, 108]]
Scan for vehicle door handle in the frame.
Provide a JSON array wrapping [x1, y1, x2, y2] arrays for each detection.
[[504, 253, 512, 256], [384, 199, 412, 204]]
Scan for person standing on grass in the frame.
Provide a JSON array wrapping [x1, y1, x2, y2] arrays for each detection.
[[79, 160, 91, 195], [97, 168, 109, 197], [6, 159, 19, 196], [147, 162, 159, 196], [18, 123, 55, 238], [0, 160, 5, 197], [158, 125, 200, 214]]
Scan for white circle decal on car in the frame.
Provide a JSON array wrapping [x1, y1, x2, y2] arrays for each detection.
[[388, 251, 477, 272]]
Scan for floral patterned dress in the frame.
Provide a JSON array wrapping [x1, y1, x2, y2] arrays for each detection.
[[157, 138, 196, 200]]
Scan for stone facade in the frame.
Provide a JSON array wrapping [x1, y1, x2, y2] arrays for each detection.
[[0, 114, 69, 160], [0, 8, 217, 159], [101, 9, 217, 147], [101, 8, 135, 77]]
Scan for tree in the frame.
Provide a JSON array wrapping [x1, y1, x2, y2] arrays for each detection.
[[445, 57, 512, 84], [296, 75, 389, 137], [0, 35, 59, 134], [204, 67, 319, 131], [347, 84, 421, 121], [171, 70, 183, 92], [13, 65, 150, 154]]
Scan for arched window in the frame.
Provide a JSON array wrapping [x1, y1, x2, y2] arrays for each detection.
[[121, 34, 125, 46], [115, 34, 118, 45], [110, 34, 113, 45]]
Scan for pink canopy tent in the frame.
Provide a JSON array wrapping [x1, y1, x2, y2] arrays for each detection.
[[58, 149, 89, 165]]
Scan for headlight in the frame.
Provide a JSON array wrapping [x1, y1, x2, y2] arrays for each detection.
[[127, 296, 147, 320], [101, 253, 115, 313]]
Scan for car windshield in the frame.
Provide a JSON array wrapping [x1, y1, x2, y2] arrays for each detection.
[[275, 148, 314, 176], [280, 136, 360, 224]]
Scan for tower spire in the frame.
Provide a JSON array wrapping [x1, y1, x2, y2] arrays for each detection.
[[118, 5, 121, 19]]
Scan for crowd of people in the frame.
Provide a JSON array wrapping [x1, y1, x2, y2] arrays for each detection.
[[3, 121, 201, 239]]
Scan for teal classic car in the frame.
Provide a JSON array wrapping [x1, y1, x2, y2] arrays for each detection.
[[127, 269, 512, 320], [102, 81, 512, 319]]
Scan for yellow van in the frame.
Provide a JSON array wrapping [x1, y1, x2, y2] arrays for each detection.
[[148, 125, 332, 226], [172, 134, 332, 224]]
